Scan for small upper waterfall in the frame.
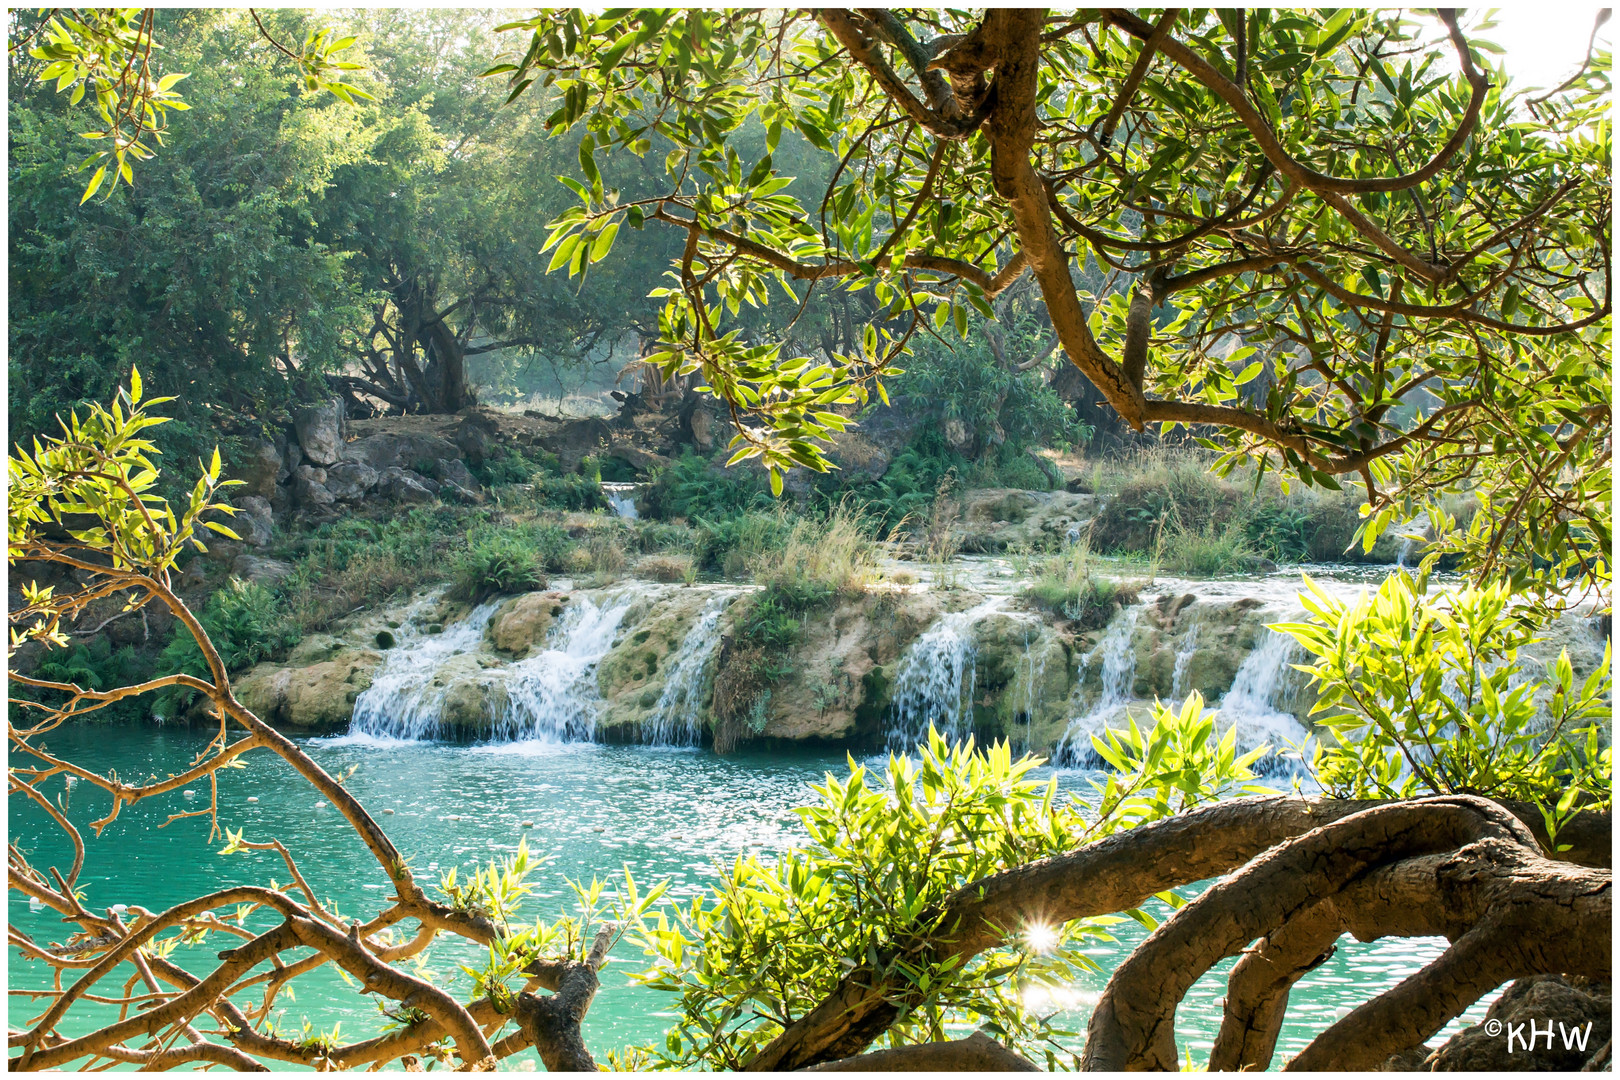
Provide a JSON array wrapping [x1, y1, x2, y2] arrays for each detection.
[[349, 598, 503, 741], [642, 593, 734, 747], [491, 595, 635, 742], [1052, 605, 1142, 766], [885, 597, 1006, 753], [602, 483, 639, 520], [347, 593, 632, 743]]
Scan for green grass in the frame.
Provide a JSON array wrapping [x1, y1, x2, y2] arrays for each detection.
[[1021, 540, 1141, 630]]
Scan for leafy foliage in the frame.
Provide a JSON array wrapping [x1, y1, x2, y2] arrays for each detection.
[[621, 716, 1269, 1069], [490, 8, 1609, 603], [1276, 573, 1612, 819], [450, 534, 549, 603]]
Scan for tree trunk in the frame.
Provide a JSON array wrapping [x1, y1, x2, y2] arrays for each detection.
[[420, 317, 473, 413]]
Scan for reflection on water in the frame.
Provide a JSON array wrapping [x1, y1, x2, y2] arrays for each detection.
[[9, 724, 1492, 1069]]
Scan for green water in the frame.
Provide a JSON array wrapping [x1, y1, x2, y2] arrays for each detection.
[[10, 724, 1491, 1069]]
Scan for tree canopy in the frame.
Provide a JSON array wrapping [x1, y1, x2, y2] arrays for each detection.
[[494, 7, 1611, 600]]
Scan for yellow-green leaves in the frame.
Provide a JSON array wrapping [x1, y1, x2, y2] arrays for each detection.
[[1274, 573, 1611, 811]]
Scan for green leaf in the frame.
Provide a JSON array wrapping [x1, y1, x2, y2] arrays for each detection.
[[80, 164, 106, 205]]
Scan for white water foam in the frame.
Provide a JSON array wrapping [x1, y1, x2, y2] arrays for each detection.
[[348, 600, 503, 741], [1216, 627, 1311, 770], [1010, 623, 1052, 758], [885, 597, 1008, 753], [489, 595, 635, 742], [642, 594, 735, 747], [1170, 619, 1201, 701], [1053, 605, 1142, 766], [347, 594, 632, 743]]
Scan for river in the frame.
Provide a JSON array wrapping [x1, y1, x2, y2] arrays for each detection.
[[9, 722, 1495, 1070]]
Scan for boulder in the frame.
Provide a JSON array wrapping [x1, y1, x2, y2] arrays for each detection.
[[488, 592, 568, 657], [281, 434, 303, 476], [236, 649, 383, 732], [689, 407, 715, 452], [378, 468, 437, 504], [231, 555, 294, 586], [538, 417, 613, 471], [440, 479, 482, 504], [343, 433, 463, 472], [293, 465, 335, 508], [829, 431, 892, 481], [324, 460, 379, 502], [232, 496, 275, 547], [235, 439, 283, 499], [293, 400, 346, 466], [452, 412, 501, 463], [432, 457, 479, 491], [943, 415, 975, 454], [608, 445, 672, 473], [273, 431, 296, 484]]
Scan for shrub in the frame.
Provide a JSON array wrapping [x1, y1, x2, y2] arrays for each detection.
[[694, 508, 795, 575], [637, 554, 695, 583], [531, 472, 607, 512], [1023, 541, 1140, 630], [157, 578, 298, 716], [1160, 522, 1256, 577], [634, 520, 697, 554], [643, 449, 774, 520], [451, 534, 548, 601], [28, 638, 152, 723], [750, 506, 876, 604], [582, 530, 628, 575], [470, 448, 543, 488]]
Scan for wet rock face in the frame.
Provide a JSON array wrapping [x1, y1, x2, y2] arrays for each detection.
[[594, 589, 718, 739], [754, 590, 949, 744], [488, 592, 569, 658], [237, 648, 382, 732]]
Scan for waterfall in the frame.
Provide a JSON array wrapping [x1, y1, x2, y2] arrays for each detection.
[[642, 594, 734, 747], [1170, 620, 1200, 701], [885, 598, 1005, 754], [349, 600, 503, 741], [602, 483, 639, 520], [488, 595, 635, 743], [1052, 605, 1142, 766], [1010, 624, 1051, 757], [1216, 627, 1310, 771], [347, 594, 631, 743]]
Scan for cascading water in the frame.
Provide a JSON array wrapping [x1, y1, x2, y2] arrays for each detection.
[[641, 594, 734, 747], [602, 483, 639, 520], [346, 594, 632, 743], [348, 599, 503, 741], [1215, 626, 1311, 771], [1009, 624, 1051, 757], [1052, 605, 1142, 766], [885, 597, 1006, 753], [489, 595, 635, 743], [1170, 619, 1201, 701]]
